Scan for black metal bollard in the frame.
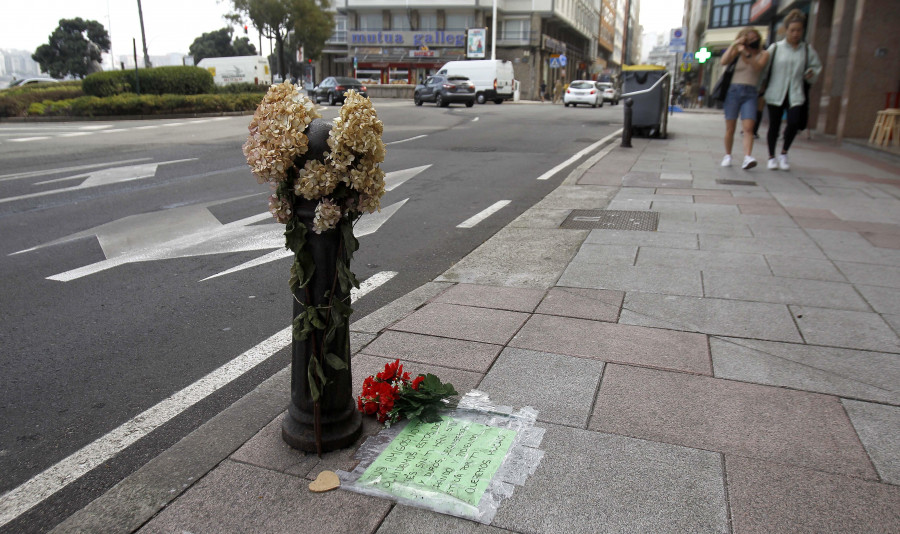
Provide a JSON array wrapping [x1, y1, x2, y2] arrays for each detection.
[[282, 119, 362, 454], [621, 98, 633, 148]]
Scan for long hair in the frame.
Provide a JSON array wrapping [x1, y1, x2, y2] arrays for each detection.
[[783, 9, 806, 29], [736, 27, 762, 43]]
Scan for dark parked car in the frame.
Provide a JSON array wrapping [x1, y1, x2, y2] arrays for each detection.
[[414, 75, 476, 108], [313, 77, 368, 105]]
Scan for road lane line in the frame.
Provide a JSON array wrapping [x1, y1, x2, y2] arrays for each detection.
[[58, 132, 91, 137], [9, 137, 51, 142], [536, 129, 622, 180], [386, 134, 426, 145], [0, 158, 153, 182], [457, 200, 511, 228], [0, 270, 395, 527]]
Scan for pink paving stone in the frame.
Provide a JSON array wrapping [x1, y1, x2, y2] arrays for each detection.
[[389, 302, 530, 345], [534, 287, 624, 322], [852, 221, 900, 235], [738, 204, 788, 215], [696, 197, 780, 206], [795, 217, 857, 232], [509, 314, 711, 374], [862, 232, 900, 249], [784, 207, 839, 219], [358, 330, 501, 372], [432, 283, 546, 312], [726, 455, 900, 533], [590, 364, 877, 479], [655, 188, 733, 197]]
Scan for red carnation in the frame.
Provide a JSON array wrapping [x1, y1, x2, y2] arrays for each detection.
[[411, 375, 425, 390]]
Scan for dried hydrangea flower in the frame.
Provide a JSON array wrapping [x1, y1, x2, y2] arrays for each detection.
[[268, 193, 292, 223], [313, 198, 343, 233], [243, 82, 320, 184], [294, 160, 340, 201]]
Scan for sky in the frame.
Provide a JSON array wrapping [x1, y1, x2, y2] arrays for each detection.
[[0, 0, 261, 68], [1, 0, 684, 67]]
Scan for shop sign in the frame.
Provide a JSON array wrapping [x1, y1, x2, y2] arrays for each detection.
[[410, 50, 439, 58], [542, 35, 566, 54], [349, 30, 466, 48]]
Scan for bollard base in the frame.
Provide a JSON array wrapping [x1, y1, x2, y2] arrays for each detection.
[[282, 400, 362, 453]]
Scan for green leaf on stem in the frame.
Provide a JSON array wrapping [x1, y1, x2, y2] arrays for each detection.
[[284, 219, 307, 253], [325, 352, 347, 370]]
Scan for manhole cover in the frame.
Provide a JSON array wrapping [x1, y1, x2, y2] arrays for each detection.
[[560, 210, 659, 231], [716, 179, 757, 186]]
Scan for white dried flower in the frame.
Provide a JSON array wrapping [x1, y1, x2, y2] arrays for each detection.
[[313, 198, 343, 233]]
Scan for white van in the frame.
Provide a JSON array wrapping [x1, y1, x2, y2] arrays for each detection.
[[197, 56, 271, 86], [437, 59, 515, 104]]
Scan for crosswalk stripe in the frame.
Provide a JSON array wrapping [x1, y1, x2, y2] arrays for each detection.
[[457, 200, 511, 228]]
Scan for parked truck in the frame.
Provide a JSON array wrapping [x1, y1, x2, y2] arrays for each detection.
[[197, 56, 271, 86], [437, 59, 515, 104]]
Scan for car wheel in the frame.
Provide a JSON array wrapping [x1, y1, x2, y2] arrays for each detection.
[[329, 92, 337, 106], [564, 103, 570, 107], [414, 93, 422, 106], [465, 100, 474, 108], [436, 94, 447, 107], [494, 99, 503, 104], [592, 103, 597, 108], [476, 93, 486, 105]]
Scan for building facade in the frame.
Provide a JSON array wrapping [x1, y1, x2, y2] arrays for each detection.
[[322, 0, 607, 100]]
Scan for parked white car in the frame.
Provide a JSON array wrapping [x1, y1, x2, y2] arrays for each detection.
[[596, 82, 620, 105], [563, 80, 602, 108], [437, 59, 515, 105]]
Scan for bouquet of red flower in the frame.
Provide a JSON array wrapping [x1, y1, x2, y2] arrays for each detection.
[[357, 359, 458, 425]]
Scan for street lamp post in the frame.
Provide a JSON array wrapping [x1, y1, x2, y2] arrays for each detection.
[[137, 0, 152, 68]]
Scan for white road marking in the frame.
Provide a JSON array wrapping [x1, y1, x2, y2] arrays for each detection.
[[0, 158, 152, 182], [472, 117, 479, 122], [58, 132, 91, 137], [457, 200, 511, 228], [9, 137, 50, 142], [536, 129, 622, 180], [133, 125, 160, 130], [385, 165, 430, 191], [386, 134, 426, 145], [100, 129, 129, 133], [0, 270, 396, 528], [79, 125, 113, 130]]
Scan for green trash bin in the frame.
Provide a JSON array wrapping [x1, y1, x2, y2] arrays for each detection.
[[622, 65, 669, 138]]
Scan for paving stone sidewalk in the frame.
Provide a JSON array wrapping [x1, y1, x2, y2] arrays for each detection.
[[61, 113, 900, 533]]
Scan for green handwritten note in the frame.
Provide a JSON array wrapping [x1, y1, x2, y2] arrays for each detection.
[[356, 416, 516, 507]]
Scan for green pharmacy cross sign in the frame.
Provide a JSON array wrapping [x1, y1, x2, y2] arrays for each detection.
[[695, 47, 712, 64]]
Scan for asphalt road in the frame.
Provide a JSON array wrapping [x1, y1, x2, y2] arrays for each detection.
[[0, 98, 622, 532]]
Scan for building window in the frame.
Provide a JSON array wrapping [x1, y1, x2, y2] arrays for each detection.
[[358, 13, 382, 30], [419, 12, 437, 30], [328, 15, 347, 43], [501, 18, 531, 41], [391, 13, 410, 30], [710, 0, 752, 28], [446, 13, 474, 30]]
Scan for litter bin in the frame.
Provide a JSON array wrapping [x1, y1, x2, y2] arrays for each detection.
[[622, 65, 669, 138]]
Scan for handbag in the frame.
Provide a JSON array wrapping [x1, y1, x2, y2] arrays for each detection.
[[711, 56, 739, 103]]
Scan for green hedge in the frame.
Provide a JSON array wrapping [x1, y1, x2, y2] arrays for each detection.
[[215, 82, 270, 94], [82, 66, 214, 97], [0, 81, 84, 117], [26, 92, 263, 117]]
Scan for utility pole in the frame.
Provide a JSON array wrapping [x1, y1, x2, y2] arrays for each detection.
[[491, 0, 497, 60], [137, 0, 152, 68]]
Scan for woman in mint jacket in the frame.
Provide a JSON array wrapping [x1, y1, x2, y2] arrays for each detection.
[[763, 9, 823, 171]]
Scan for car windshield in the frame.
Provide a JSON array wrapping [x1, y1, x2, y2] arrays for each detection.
[[334, 77, 360, 84], [597, 83, 612, 89], [570, 81, 593, 89], [447, 76, 469, 82]]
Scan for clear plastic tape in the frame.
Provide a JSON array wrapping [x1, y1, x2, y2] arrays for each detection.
[[337, 390, 545, 524]]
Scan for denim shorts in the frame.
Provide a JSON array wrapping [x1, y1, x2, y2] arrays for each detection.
[[724, 83, 759, 121]]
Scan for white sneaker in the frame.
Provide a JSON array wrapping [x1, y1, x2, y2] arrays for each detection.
[[742, 155, 757, 170], [721, 155, 732, 167], [778, 154, 790, 171], [767, 157, 779, 170]]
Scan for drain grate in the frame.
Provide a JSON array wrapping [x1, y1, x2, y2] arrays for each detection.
[[560, 210, 659, 231], [716, 179, 757, 186]]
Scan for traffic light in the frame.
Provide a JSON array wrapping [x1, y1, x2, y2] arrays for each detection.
[[695, 47, 712, 64], [244, 25, 248, 34]]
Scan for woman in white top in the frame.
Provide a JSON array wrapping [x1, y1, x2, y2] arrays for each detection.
[[763, 9, 823, 171], [720, 27, 770, 170]]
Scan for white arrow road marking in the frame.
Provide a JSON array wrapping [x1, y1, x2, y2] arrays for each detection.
[[200, 198, 409, 281], [385, 165, 429, 191], [0, 158, 197, 204], [0, 270, 394, 529], [0, 158, 152, 182], [457, 200, 511, 228]]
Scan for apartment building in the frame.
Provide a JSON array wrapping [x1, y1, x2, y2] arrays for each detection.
[[322, 0, 602, 100]]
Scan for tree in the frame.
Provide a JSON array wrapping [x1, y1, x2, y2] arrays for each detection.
[[32, 18, 110, 79], [229, 0, 334, 80], [189, 27, 258, 65]]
